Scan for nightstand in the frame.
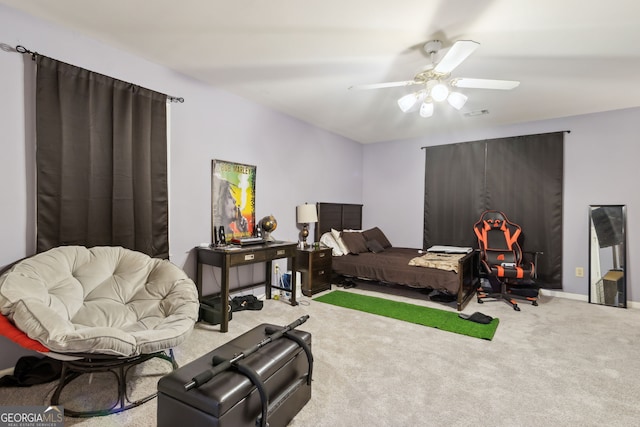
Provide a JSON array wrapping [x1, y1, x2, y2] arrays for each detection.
[[295, 246, 332, 296]]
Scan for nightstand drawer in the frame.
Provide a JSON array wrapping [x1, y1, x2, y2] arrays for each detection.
[[311, 266, 330, 282], [310, 250, 331, 263], [311, 257, 331, 272]]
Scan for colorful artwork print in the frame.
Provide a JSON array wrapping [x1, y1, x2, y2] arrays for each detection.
[[211, 160, 256, 242]]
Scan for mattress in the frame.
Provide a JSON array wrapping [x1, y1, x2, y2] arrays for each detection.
[[331, 247, 460, 294]]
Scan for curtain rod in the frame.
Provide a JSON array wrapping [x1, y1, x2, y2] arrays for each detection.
[[420, 129, 571, 150], [15, 45, 184, 103]]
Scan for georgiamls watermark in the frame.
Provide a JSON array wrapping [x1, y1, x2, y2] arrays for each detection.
[[0, 406, 64, 427]]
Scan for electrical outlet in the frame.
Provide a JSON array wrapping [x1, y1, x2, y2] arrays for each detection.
[[575, 267, 584, 278]]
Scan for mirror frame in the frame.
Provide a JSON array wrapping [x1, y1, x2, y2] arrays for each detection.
[[588, 205, 627, 308]]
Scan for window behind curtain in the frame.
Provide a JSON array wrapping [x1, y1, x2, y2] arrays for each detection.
[[35, 56, 169, 258], [424, 132, 564, 288]]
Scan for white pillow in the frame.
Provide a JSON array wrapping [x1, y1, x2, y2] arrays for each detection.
[[330, 228, 350, 255], [320, 232, 344, 256]]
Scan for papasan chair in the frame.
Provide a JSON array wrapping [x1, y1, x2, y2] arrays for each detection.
[[0, 245, 200, 417]]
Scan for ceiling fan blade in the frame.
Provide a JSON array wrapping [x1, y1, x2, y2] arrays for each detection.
[[433, 40, 479, 74], [451, 78, 520, 90], [349, 80, 422, 90]]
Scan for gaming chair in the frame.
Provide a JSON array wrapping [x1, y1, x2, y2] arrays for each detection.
[[473, 210, 539, 311]]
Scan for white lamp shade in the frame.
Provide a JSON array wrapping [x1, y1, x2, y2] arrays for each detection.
[[397, 91, 427, 113], [419, 102, 434, 118], [447, 92, 468, 110], [296, 204, 318, 224], [397, 93, 417, 112], [431, 83, 449, 102]]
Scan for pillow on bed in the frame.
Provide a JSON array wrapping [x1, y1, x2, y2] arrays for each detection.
[[340, 231, 369, 254], [320, 232, 344, 256], [366, 239, 385, 253], [362, 227, 392, 248], [331, 228, 350, 255]]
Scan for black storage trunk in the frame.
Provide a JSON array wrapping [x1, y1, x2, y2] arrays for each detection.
[[157, 323, 312, 427]]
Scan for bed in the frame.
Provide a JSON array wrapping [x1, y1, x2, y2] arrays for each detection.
[[314, 202, 479, 311]]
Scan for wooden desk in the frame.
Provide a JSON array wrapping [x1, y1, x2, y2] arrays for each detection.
[[196, 241, 298, 332]]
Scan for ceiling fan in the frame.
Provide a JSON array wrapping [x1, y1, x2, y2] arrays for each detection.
[[350, 40, 520, 118]]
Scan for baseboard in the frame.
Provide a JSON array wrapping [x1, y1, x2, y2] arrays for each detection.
[[540, 289, 639, 309], [540, 289, 587, 302]]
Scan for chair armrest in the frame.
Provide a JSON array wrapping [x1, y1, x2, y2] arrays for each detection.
[[523, 251, 543, 278]]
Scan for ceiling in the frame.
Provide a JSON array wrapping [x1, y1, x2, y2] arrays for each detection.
[[3, 0, 640, 144]]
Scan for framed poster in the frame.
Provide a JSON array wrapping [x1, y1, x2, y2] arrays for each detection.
[[211, 159, 256, 243]]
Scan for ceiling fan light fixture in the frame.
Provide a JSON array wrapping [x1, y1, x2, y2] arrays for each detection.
[[397, 91, 426, 113], [358, 40, 516, 119], [447, 92, 468, 110], [419, 102, 434, 118], [397, 93, 418, 112], [431, 83, 449, 102]]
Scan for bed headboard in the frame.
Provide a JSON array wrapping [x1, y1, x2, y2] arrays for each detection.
[[314, 202, 363, 240]]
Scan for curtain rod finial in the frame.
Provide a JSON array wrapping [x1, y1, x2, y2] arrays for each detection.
[[15, 45, 37, 60]]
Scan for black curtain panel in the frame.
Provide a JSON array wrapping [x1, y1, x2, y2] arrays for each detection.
[[423, 141, 486, 248], [424, 132, 564, 289], [35, 56, 169, 258]]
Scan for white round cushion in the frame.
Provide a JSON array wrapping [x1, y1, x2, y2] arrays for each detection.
[[0, 246, 199, 357]]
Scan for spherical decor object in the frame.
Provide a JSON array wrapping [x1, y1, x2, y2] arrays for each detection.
[[260, 215, 277, 233]]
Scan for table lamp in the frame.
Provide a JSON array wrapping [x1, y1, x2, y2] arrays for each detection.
[[296, 203, 318, 248]]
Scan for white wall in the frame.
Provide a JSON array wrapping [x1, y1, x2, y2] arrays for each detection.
[[0, 5, 362, 369], [363, 108, 640, 301]]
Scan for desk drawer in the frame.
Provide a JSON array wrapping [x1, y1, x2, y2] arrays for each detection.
[[228, 251, 267, 265]]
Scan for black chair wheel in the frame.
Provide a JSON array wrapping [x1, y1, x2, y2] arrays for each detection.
[[477, 299, 484, 304], [532, 301, 538, 306], [514, 305, 521, 311]]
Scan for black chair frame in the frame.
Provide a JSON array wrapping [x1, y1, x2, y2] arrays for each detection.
[[51, 349, 177, 417]]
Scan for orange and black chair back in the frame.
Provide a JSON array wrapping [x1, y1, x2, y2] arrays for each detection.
[[473, 210, 538, 311]]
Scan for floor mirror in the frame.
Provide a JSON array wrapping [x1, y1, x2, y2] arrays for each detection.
[[589, 205, 627, 307]]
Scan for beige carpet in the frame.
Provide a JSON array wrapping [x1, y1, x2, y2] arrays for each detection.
[[1, 286, 640, 426]]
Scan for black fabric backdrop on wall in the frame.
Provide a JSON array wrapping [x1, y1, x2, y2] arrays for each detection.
[[423, 132, 564, 289]]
